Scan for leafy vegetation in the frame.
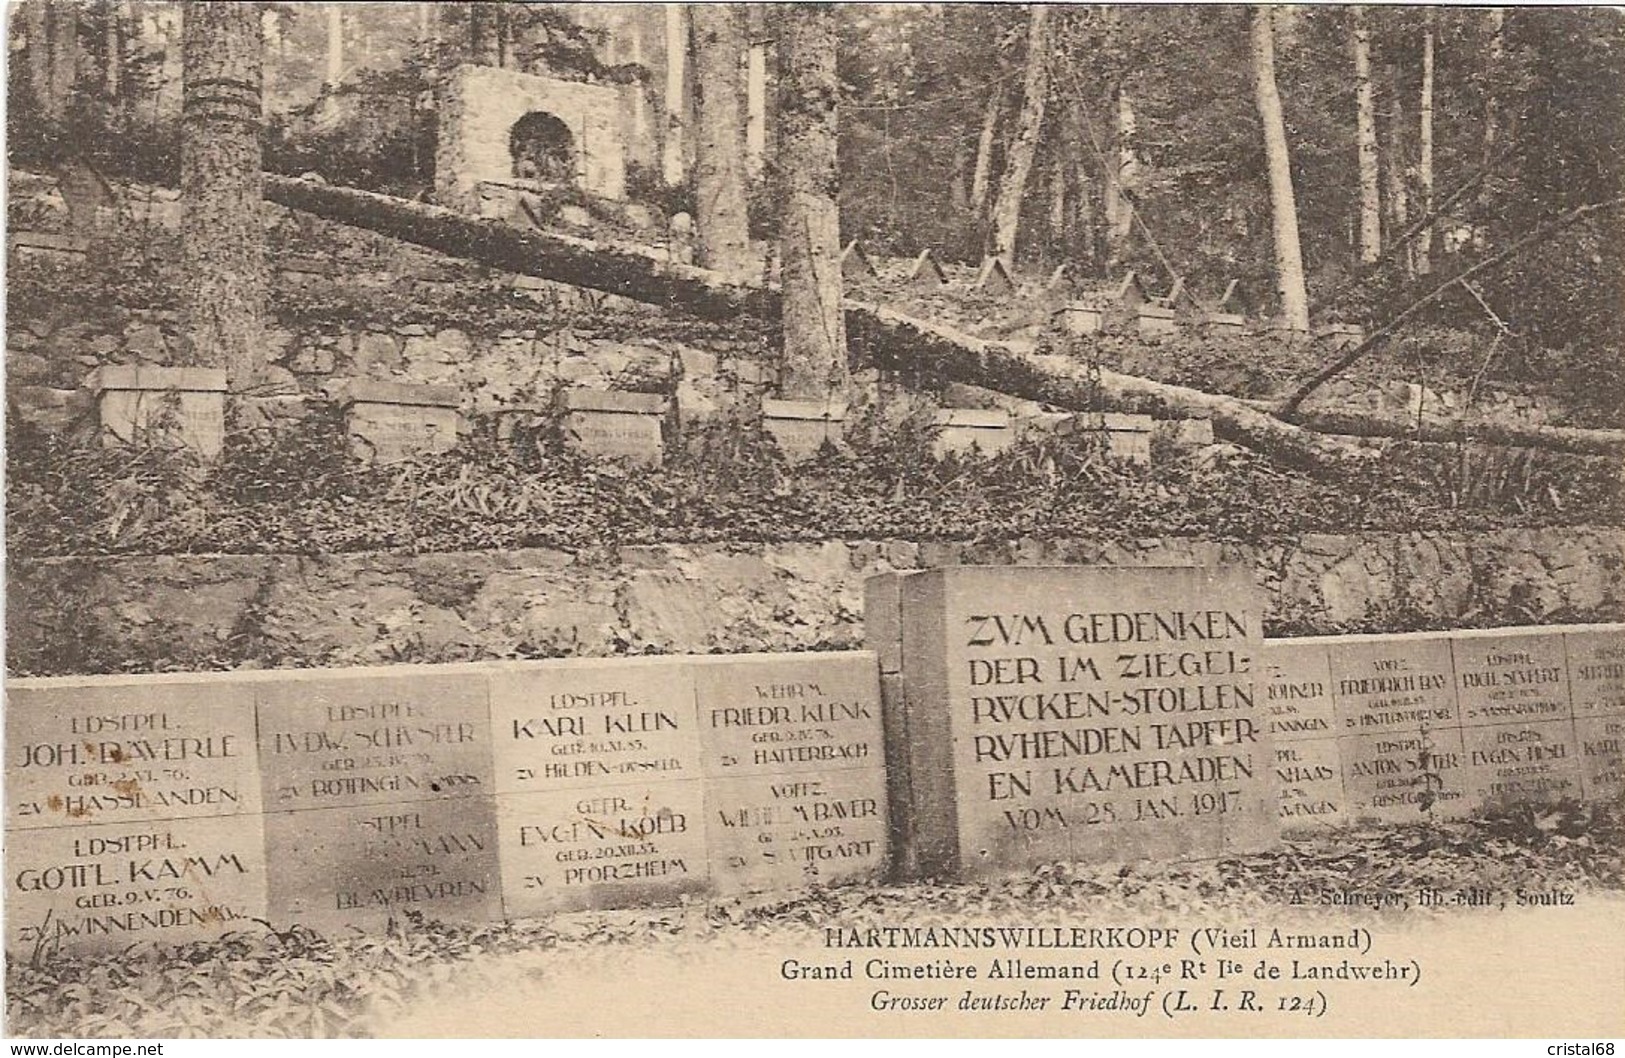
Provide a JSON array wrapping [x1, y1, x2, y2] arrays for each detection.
[[9, 397, 1621, 563]]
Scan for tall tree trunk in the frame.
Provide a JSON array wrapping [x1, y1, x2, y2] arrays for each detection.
[[986, 4, 1050, 261], [1106, 84, 1137, 267], [44, 0, 78, 127], [1250, 6, 1310, 332], [1047, 153, 1067, 257], [468, 3, 497, 67], [626, 14, 650, 164], [102, 0, 121, 101], [324, 5, 343, 88], [1417, 15, 1436, 275], [691, 4, 752, 276], [496, 3, 510, 70], [180, 1, 266, 392], [25, 0, 51, 116], [1384, 69, 1413, 277], [1483, 8, 1504, 164], [1353, 7, 1382, 264], [662, 4, 687, 186], [777, 4, 847, 401], [968, 86, 1002, 216], [949, 137, 971, 215], [745, 35, 768, 180]]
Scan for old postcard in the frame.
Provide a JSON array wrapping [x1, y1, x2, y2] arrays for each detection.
[[4, 1, 1623, 1043]]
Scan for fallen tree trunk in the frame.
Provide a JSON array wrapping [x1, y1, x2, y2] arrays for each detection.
[[1274, 406, 1625, 457], [263, 175, 778, 322], [262, 176, 1625, 465], [843, 303, 1378, 468]]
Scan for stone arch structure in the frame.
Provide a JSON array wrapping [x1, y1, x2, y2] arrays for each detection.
[[436, 65, 627, 211]]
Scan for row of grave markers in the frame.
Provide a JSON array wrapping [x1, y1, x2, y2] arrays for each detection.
[[6, 652, 888, 955], [8, 566, 1621, 954], [840, 240, 1365, 347], [84, 369, 1197, 467]]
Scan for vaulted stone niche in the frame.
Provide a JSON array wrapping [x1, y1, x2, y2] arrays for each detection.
[[435, 65, 626, 210]]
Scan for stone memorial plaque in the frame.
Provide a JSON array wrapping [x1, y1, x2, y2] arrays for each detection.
[[761, 399, 846, 463], [264, 797, 501, 933], [343, 382, 461, 463], [1329, 635, 1461, 736], [694, 653, 882, 778], [557, 389, 666, 465], [256, 670, 495, 812], [1576, 714, 1624, 801], [705, 772, 886, 893], [489, 658, 701, 795], [1451, 631, 1582, 808], [1332, 636, 1469, 822], [7, 677, 262, 831], [693, 653, 888, 892], [1261, 640, 1345, 826], [1460, 719, 1583, 808], [932, 409, 1013, 458], [7, 814, 268, 955], [1272, 739, 1346, 827], [894, 566, 1275, 879], [1338, 728, 1470, 822], [1452, 629, 1573, 728], [92, 367, 228, 460], [1137, 304, 1177, 336], [497, 780, 708, 916], [1567, 627, 1625, 719]]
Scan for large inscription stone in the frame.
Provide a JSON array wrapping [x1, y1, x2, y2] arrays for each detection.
[[7, 815, 268, 955], [7, 678, 262, 831], [891, 566, 1274, 879], [490, 659, 705, 915], [1261, 640, 1345, 828], [1329, 635, 1469, 822], [695, 653, 887, 893]]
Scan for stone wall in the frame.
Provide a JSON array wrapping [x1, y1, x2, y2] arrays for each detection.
[[9, 527, 1621, 676]]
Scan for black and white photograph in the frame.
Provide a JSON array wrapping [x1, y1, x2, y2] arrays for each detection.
[[3, 0, 1623, 1042]]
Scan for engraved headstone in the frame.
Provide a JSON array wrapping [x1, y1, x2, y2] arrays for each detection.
[[1567, 627, 1625, 801], [5, 674, 270, 954], [695, 653, 887, 893], [1452, 630, 1582, 809], [556, 388, 668, 465], [1060, 302, 1105, 336], [888, 566, 1274, 879], [256, 669, 500, 931], [1204, 313, 1247, 337], [490, 659, 706, 915], [762, 399, 846, 462], [932, 408, 1013, 458], [1261, 640, 1346, 827], [7, 815, 269, 955], [92, 366, 228, 460], [1330, 635, 1469, 822], [342, 380, 461, 463]]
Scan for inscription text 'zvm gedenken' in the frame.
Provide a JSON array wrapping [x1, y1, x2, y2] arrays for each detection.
[[961, 606, 1262, 836]]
